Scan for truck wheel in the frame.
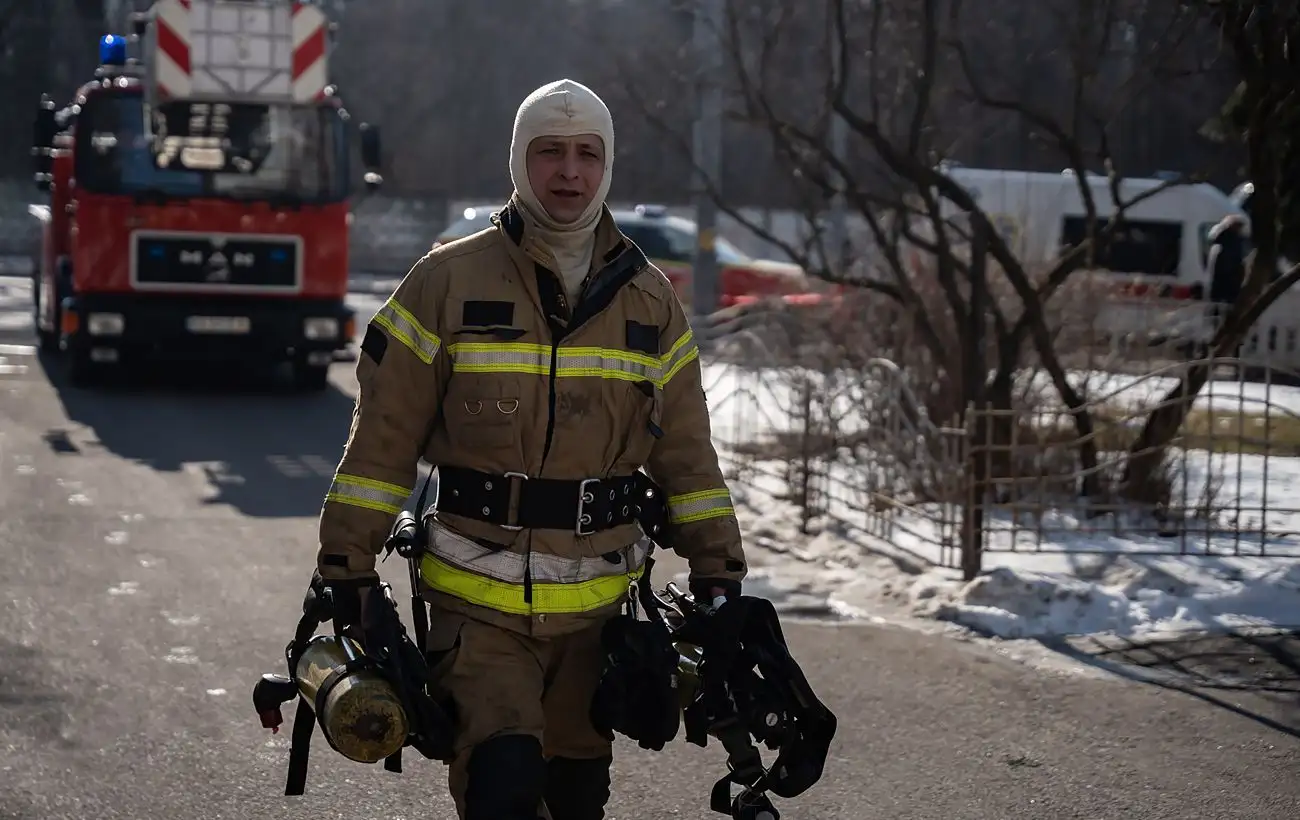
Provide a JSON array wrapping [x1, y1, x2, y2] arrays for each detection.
[[291, 359, 330, 392], [66, 347, 99, 388], [38, 328, 59, 354]]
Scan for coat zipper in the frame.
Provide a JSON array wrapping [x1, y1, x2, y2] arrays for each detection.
[[529, 326, 562, 607], [526, 250, 628, 611]]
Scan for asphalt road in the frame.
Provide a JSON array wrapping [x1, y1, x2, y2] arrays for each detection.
[[1, 276, 1299, 819]]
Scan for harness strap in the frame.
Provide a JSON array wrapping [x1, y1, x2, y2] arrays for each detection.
[[408, 470, 434, 652], [285, 697, 315, 796]]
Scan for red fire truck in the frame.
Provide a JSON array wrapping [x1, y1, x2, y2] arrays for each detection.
[[29, 0, 382, 389]]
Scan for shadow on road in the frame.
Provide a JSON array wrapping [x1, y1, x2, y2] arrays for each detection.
[[0, 638, 76, 749], [38, 353, 358, 518], [1051, 629, 1300, 738]]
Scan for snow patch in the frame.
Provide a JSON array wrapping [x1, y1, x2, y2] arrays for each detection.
[[703, 360, 1300, 642], [726, 471, 1300, 640]]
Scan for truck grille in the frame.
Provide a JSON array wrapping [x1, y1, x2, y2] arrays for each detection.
[[132, 233, 300, 291]]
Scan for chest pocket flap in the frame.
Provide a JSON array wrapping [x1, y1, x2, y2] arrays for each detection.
[[459, 300, 525, 340]]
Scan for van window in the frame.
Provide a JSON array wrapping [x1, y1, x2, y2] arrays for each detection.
[[1059, 217, 1183, 276]]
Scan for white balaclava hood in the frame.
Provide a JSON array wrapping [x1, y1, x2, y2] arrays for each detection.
[[509, 79, 615, 233], [508, 80, 614, 302]]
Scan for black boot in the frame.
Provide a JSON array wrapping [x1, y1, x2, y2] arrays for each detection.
[[464, 735, 547, 820], [544, 755, 613, 820]]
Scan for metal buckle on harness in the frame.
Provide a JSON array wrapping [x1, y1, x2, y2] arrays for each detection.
[[502, 472, 528, 531], [576, 478, 599, 536]]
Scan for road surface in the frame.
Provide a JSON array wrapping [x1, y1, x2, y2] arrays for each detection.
[[1, 276, 1298, 819]]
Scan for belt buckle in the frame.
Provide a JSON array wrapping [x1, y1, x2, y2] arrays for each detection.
[[502, 471, 528, 531], [575, 478, 599, 536]]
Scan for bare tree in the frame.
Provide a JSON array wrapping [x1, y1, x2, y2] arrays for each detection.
[[620, 0, 1206, 488], [1122, 0, 1300, 502]]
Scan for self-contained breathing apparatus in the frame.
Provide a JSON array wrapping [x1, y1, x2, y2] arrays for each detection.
[[251, 479, 455, 796], [591, 554, 837, 820], [254, 468, 834, 817]]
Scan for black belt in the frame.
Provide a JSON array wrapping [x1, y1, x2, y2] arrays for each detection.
[[435, 466, 667, 538]]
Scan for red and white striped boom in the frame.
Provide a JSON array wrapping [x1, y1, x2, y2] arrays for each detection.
[[146, 0, 329, 105]]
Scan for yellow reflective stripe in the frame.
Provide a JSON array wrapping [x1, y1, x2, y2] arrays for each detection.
[[660, 330, 699, 386], [419, 553, 645, 615], [424, 523, 649, 584], [447, 337, 695, 387], [373, 297, 442, 364], [325, 473, 411, 515], [668, 488, 735, 524]]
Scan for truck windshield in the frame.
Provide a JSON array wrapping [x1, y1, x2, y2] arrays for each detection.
[[73, 92, 349, 203]]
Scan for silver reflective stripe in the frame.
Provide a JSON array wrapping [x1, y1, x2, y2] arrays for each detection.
[[448, 343, 550, 374], [532, 538, 651, 582], [555, 349, 659, 383], [428, 522, 650, 583], [667, 488, 735, 524], [373, 297, 442, 364], [326, 473, 411, 515]]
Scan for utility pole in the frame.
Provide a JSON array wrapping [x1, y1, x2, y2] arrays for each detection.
[[690, 0, 723, 321], [824, 12, 848, 278], [102, 0, 133, 32]]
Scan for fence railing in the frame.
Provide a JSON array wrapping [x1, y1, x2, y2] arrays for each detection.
[[967, 358, 1300, 558], [703, 297, 1300, 576]]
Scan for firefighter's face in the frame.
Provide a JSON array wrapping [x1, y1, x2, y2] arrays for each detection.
[[527, 135, 606, 224]]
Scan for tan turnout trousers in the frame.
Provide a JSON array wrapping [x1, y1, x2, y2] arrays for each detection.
[[425, 603, 612, 819]]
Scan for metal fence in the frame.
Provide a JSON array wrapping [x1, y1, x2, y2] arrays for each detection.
[[966, 359, 1300, 557], [703, 297, 1300, 576]]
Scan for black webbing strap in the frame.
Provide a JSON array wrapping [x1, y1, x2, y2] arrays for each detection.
[[436, 466, 645, 533], [408, 470, 435, 654], [285, 697, 314, 796]]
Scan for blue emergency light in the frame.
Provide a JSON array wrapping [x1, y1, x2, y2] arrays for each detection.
[[100, 34, 128, 67]]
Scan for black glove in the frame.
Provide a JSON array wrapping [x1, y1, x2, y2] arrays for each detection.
[[690, 578, 742, 607], [308, 570, 378, 638], [590, 616, 681, 752]]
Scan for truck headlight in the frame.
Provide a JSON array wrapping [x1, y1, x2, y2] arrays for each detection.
[[86, 312, 124, 336], [304, 317, 339, 340]]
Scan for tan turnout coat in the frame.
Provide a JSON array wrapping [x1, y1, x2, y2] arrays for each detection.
[[317, 197, 746, 637]]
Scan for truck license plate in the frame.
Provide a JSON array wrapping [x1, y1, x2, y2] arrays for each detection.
[[186, 316, 251, 334]]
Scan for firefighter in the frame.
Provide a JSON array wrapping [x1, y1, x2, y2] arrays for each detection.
[[1206, 213, 1248, 309], [312, 78, 747, 820]]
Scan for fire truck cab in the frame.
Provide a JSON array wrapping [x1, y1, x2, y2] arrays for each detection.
[[29, 0, 381, 389]]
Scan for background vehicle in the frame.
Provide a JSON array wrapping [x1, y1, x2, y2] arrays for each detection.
[[435, 203, 812, 310], [29, 0, 385, 389], [914, 167, 1250, 347]]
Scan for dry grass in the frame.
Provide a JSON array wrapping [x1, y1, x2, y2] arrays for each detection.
[[728, 404, 1300, 460], [1024, 406, 1300, 457]]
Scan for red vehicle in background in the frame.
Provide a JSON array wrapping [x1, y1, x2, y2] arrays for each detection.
[[436, 204, 819, 312], [29, 0, 383, 389]]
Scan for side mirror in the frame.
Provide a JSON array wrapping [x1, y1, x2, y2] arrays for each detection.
[[359, 122, 383, 191], [32, 94, 57, 191]]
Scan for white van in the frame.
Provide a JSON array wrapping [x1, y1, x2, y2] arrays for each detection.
[[943, 166, 1242, 289], [913, 166, 1251, 350]]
